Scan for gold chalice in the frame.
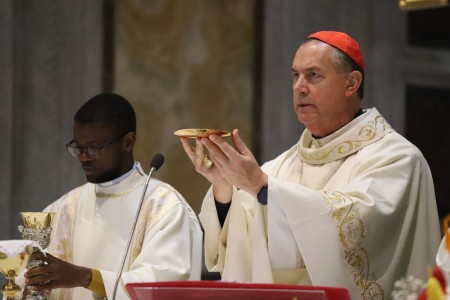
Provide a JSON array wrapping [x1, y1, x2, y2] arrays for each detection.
[[18, 212, 55, 300], [18, 212, 54, 250], [0, 239, 34, 300]]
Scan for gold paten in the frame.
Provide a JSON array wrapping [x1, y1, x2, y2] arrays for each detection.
[[174, 128, 231, 138]]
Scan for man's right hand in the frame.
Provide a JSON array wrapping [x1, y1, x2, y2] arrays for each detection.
[[180, 136, 232, 203], [24, 252, 92, 292]]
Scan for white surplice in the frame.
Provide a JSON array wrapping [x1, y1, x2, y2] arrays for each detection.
[[200, 108, 440, 300], [44, 162, 202, 300]]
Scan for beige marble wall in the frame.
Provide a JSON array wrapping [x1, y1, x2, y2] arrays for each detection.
[[114, 0, 256, 212]]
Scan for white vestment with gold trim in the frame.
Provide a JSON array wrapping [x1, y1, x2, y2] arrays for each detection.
[[44, 163, 202, 300], [200, 108, 440, 300]]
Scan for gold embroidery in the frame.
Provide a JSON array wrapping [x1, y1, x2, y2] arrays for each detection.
[[323, 191, 385, 300], [65, 188, 80, 261], [49, 187, 82, 263], [95, 180, 144, 198], [301, 115, 392, 162], [54, 239, 71, 262], [129, 187, 178, 265]]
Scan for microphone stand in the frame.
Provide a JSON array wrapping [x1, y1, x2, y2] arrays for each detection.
[[111, 164, 159, 300]]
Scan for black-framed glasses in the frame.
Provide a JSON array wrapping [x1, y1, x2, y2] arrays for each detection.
[[65, 132, 130, 158]]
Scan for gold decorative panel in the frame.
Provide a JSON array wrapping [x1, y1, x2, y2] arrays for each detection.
[[399, 0, 448, 10]]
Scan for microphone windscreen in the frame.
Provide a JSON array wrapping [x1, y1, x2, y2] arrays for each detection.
[[150, 153, 165, 171]]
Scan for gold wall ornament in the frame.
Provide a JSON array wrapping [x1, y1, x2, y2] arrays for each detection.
[[399, 0, 448, 10]]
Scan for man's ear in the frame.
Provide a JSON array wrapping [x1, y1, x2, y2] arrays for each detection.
[[124, 132, 136, 150], [345, 70, 362, 97]]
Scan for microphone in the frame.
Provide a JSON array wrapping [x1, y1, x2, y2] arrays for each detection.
[[111, 153, 165, 300], [150, 153, 164, 172]]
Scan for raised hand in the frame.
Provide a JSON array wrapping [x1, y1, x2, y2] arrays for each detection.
[[200, 129, 267, 198], [180, 136, 233, 203]]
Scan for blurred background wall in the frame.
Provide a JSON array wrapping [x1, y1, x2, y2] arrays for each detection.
[[1, 0, 450, 244], [114, 0, 256, 215]]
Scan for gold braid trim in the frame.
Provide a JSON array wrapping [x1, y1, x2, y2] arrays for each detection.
[[131, 188, 178, 261], [323, 191, 385, 300], [300, 115, 392, 163], [87, 268, 107, 298], [95, 179, 145, 198]]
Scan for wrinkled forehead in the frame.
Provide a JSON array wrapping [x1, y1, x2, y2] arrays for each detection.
[[292, 41, 336, 70]]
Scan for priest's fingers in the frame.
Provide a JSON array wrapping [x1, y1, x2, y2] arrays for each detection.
[[26, 254, 92, 290], [30, 251, 50, 261], [194, 138, 209, 169], [25, 252, 53, 279], [200, 135, 234, 170], [206, 130, 267, 195], [26, 273, 53, 291], [189, 139, 237, 193], [180, 137, 196, 162], [180, 137, 214, 171], [25, 263, 54, 290], [231, 129, 254, 158], [206, 129, 255, 166]]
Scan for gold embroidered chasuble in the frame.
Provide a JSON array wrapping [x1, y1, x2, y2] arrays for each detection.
[[199, 108, 440, 300], [44, 163, 202, 300]]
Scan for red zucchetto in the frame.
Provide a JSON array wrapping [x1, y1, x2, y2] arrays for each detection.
[[308, 31, 365, 71]]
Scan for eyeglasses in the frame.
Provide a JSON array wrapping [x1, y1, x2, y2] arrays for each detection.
[[65, 132, 129, 158]]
